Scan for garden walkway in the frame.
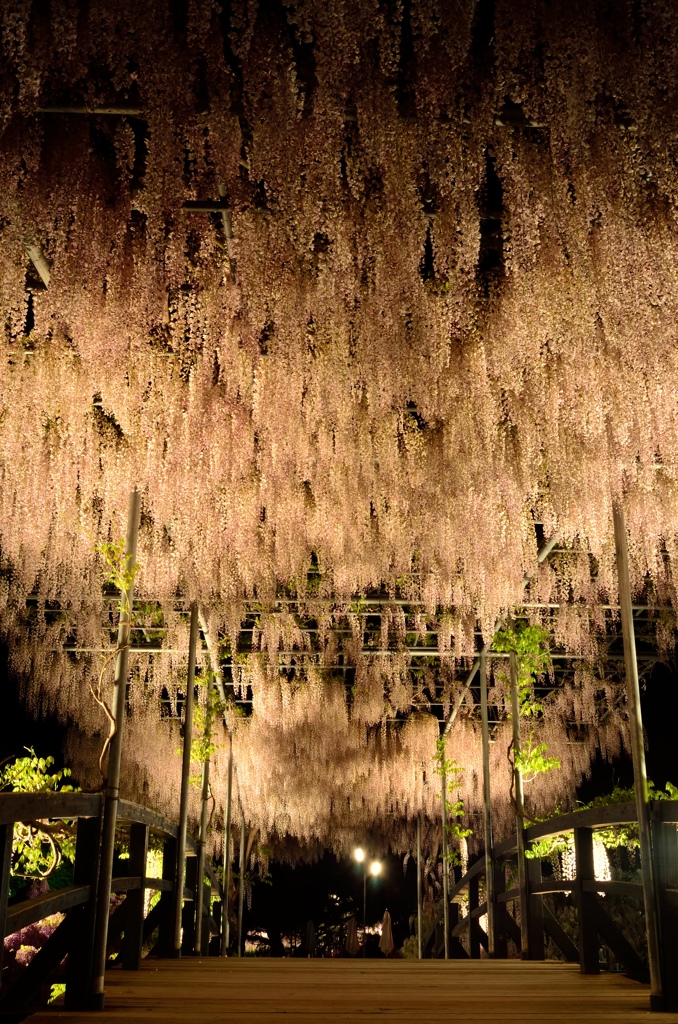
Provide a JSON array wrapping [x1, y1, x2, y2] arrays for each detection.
[[30, 958, 678, 1023]]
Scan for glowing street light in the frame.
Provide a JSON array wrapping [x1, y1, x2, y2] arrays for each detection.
[[354, 848, 383, 956]]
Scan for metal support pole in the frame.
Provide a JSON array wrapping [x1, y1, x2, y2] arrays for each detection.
[[171, 602, 198, 956], [90, 489, 141, 1009], [510, 650, 530, 958], [416, 817, 423, 960], [440, 533, 560, 740], [237, 812, 246, 956], [362, 865, 367, 957], [613, 503, 663, 1007], [193, 666, 213, 955], [220, 735, 233, 956], [441, 754, 450, 959], [480, 650, 496, 956]]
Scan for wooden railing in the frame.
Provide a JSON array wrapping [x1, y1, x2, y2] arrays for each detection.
[[0, 791, 224, 1016], [423, 800, 678, 1011]]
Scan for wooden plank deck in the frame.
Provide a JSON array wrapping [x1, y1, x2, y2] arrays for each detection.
[[32, 959, 677, 1023]]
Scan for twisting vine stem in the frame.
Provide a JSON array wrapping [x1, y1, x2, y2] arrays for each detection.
[[494, 623, 560, 821], [90, 538, 140, 780]]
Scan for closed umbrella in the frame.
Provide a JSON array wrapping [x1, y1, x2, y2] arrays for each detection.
[[345, 915, 359, 956], [379, 909, 394, 956]]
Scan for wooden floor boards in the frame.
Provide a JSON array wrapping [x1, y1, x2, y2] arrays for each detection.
[[31, 959, 676, 1023]]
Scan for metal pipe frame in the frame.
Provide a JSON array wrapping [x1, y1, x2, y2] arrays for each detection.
[[193, 669, 213, 955], [613, 503, 663, 1006], [441, 533, 560, 739], [510, 650, 530, 959], [480, 650, 496, 956], [237, 813, 246, 956], [440, 759, 450, 959], [89, 489, 141, 1008], [220, 736, 233, 956], [171, 602, 198, 956], [416, 816, 423, 960]]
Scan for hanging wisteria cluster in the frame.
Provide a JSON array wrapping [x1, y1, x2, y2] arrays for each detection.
[[0, 0, 676, 853]]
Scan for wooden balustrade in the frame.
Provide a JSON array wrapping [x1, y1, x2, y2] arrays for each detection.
[[4, 791, 677, 1016], [0, 791, 225, 1017], [422, 799, 678, 1011]]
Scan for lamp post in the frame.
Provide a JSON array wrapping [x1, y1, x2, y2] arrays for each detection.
[[354, 848, 381, 957]]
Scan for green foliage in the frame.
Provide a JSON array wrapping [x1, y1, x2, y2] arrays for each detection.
[[189, 673, 228, 784], [49, 983, 66, 1004], [525, 834, 571, 860], [514, 743, 561, 782], [0, 751, 74, 795], [493, 622, 560, 783], [526, 781, 678, 860], [95, 537, 140, 616], [493, 622, 551, 711], [585, 781, 678, 850], [0, 750, 78, 879], [434, 736, 473, 866]]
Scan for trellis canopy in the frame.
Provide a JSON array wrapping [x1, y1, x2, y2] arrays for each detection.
[[1, 0, 676, 855]]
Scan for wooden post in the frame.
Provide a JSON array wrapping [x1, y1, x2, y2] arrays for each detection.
[[574, 827, 599, 974], [122, 822, 149, 969], [492, 861, 509, 958], [509, 650, 530, 959], [416, 816, 423, 960], [440, 748, 450, 959], [193, 667, 213, 955], [0, 822, 14, 985], [468, 873, 481, 958], [447, 903, 468, 958], [527, 857, 545, 960], [182, 855, 197, 954], [156, 835, 178, 957], [237, 812, 246, 957], [172, 602, 199, 956], [65, 812, 102, 1008], [613, 503, 663, 1007], [220, 736, 233, 956], [479, 650, 496, 956], [201, 879, 211, 954], [90, 488, 141, 1009], [651, 819, 678, 1011]]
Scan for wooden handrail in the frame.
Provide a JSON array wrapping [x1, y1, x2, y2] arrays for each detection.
[[0, 791, 101, 825], [5, 885, 91, 933], [525, 802, 639, 842], [496, 887, 520, 904], [0, 741, 231, 1016], [456, 800, 675, 895], [422, 799, 678, 959], [0, 792, 193, 845], [117, 800, 181, 839]]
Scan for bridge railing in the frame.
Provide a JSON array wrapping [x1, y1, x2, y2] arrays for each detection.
[[423, 800, 678, 1010], [0, 791, 223, 1016]]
